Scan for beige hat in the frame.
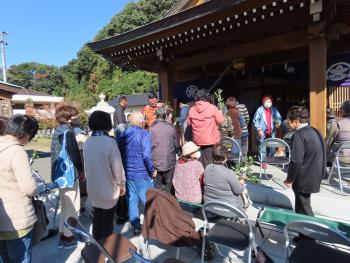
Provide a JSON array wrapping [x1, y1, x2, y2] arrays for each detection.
[[182, 141, 200, 156]]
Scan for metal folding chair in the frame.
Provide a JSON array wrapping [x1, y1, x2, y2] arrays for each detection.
[[129, 249, 185, 263], [327, 140, 350, 195], [259, 138, 291, 180], [221, 136, 242, 164], [284, 220, 350, 263], [65, 217, 136, 263], [201, 201, 255, 263]]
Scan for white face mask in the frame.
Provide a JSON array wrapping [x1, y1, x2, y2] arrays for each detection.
[[264, 102, 272, 108]]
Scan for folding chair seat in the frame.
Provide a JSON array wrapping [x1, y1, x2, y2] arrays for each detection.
[[284, 220, 350, 263], [206, 219, 250, 250], [129, 248, 186, 263], [289, 238, 350, 263], [201, 201, 255, 263]]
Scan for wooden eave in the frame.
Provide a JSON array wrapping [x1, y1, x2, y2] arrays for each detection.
[[88, 0, 348, 72]]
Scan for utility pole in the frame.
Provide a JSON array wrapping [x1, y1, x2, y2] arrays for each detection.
[[0, 32, 8, 83]]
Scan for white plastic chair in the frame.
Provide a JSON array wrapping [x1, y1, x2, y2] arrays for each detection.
[[327, 140, 350, 195]]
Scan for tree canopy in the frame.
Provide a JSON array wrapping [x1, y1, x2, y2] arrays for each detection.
[[5, 0, 178, 110]]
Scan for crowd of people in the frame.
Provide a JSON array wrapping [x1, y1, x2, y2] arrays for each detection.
[[1, 86, 350, 262]]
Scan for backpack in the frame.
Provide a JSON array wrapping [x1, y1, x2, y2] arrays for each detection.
[[53, 131, 76, 188]]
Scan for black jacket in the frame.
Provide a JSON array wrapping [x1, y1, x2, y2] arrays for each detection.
[[287, 125, 326, 193], [51, 124, 83, 181], [113, 104, 127, 127]]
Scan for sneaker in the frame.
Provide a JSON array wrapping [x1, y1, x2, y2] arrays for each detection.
[[64, 239, 78, 250], [57, 239, 65, 249]]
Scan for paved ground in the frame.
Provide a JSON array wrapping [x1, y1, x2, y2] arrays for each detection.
[[26, 140, 350, 263]]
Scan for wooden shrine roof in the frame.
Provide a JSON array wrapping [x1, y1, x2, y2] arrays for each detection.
[[88, 0, 350, 72]]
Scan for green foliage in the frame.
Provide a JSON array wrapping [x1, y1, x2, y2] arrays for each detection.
[[233, 156, 260, 184], [7, 62, 65, 94], [95, 0, 178, 40]]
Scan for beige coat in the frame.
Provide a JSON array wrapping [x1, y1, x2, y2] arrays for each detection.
[[0, 136, 39, 232], [83, 135, 125, 210]]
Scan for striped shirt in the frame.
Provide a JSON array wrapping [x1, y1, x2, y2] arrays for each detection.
[[237, 103, 250, 134]]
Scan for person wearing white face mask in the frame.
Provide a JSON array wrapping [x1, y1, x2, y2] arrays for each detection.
[[253, 95, 282, 168], [172, 141, 204, 204]]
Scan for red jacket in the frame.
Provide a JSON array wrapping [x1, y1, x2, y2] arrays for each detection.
[[187, 101, 224, 146]]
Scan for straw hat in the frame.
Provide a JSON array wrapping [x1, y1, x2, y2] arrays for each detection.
[[182, 141, 200, 156]]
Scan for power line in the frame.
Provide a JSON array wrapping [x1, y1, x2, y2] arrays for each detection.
[[0, 32, 8, 82]]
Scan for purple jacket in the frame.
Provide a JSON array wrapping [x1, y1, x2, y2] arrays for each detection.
[[149, 119, 177, 171]]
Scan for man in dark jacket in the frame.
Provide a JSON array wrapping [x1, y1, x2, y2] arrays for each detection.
[[113, 96, 128, 127], [149, 107, 177, 193], [284, 106, 326, 216], [118, 111, 156, 235]]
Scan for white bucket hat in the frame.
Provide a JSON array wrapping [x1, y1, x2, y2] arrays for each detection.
[[182, 141, 200, 156]]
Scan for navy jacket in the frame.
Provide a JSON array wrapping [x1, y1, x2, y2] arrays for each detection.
[[118, 126, 155, 181]]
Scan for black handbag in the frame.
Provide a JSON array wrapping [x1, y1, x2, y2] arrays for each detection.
[[32, 198, 49, 245]]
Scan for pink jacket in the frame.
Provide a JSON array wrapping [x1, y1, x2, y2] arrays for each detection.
[[187, 101, 224, 145]]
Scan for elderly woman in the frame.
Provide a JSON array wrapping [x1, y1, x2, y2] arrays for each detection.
[[173, 141, 204, 204], [0, 115, 40, 263], [326, 100, 350, 164], [203, 144, 245, 208]]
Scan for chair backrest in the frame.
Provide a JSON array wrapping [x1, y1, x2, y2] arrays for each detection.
[[129, 249, 154, 263], [337, 140, 350, 152], [284, 220, 350, 247], [202, 201, 254, 238], [64, 217, 116, 263], [259, 138, 291, 161], [221, 136, 242, 154]]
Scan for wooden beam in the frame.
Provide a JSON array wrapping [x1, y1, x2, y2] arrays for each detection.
[[309, 37, 327, 137], [159, 71, 173, 103], [169, 30, 309, 71]]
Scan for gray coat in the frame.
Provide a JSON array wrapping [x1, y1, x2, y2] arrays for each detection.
[[204, 164, 244, 208], [149, 119, 177, 171]]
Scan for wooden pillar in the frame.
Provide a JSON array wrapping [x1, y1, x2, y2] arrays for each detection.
[[158, 70, 172, 103], [309, 37, 327, 137]]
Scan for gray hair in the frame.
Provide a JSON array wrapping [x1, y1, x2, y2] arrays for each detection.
[[156, 107, 166, 120], [129, 111, 145, 127]]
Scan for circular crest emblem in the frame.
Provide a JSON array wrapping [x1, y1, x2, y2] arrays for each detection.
[[185, 85, 198, 99], [326, 62, 350, 81]]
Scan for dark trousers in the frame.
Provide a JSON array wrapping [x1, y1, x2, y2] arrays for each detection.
[[294, 191, 314, 216], [200, 145, 214, 169], [155, 167, 175, 193], [92, 205, 116, 240], [0, 230, 33, 263]]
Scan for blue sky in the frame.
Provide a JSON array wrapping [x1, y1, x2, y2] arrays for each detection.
[[0, 0, 130, 67]]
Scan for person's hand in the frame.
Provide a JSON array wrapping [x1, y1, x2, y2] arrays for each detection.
[[78, 171, 85, 182], [258, 130, 264, 138], [120, 187, 126, 196], [239, 178, 245, 185], [152, 170, 157, 178], [283, 179, 293, 188]]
